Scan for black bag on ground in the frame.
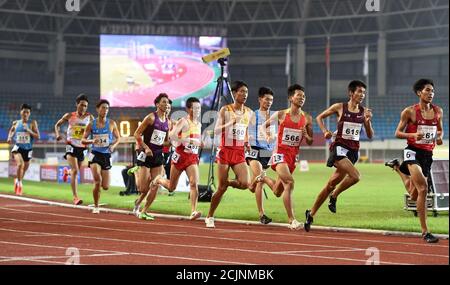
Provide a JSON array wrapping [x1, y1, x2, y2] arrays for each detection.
[[198, 185, 214, 202]]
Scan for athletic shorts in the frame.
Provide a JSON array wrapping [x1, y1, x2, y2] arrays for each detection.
[[326, 143, 359, 168], [64, 144, 87, 161], [270, 152, 297, 174], [11, 145, 32, 162], [88, 151, 112, 170], [136, 150, 165, 169], [399, 146, 433, 178], [245, 147, 272, 169], [171, 150, 199, 171], [215, 147, 246, 166]]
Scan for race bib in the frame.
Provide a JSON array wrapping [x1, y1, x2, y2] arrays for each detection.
[[245, 149, 259, 159], [93, 134, 110, 148], [171, 152, 180, 163], [416, 125, 437, 144], [272, 153, 284, 164], [336, 146, 349, 157], [227, 123, 246, 141], [404, 149, 416, 161], [66, 145, 74, 153], [71, 126, 86, 140], [341, 122, 362, 141], [282, 128, 302, 147], [16, 132, 30, 144], [150, 129, 166, 146], [184, 144, 199, 154], [137, 151, 147, 162], [88, 152, 95, 162]]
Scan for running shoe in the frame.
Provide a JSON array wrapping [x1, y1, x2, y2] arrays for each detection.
[[205, 217, 215, 228], [190, 211, 202, 220], [385, 158, 400, 169], [328, 195, 337, 213], [14, 179, 18, 195], [132, 204, 140, 217], [259, 214, 272, 225], [288, 219, 302, 230], [127, 166, 139, 175], [92, 207, 100, 214], [422, 232, 439, 243], [139, 212, 154, 221], [73, 197, 83, 205], [304, 210, 313, 232], [16, 182, 23, 196]]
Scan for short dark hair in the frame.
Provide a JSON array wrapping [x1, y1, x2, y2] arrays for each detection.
[[154, 93, 172, 105], [21, 104, 32, 111], [186, 97, 200, 109], [96, 99, 110, 108], [258, 87, 274, 98], [287, 84, 305, 97], [413, 79, 434, 94], [231, 80, 248, 93], [348, 80, 367, 93], [76, 93, 89, 104]]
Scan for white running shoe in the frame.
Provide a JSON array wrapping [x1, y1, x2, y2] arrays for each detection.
[[132, 204, 140, 217], [288, 219, 302, 230], [190, 211, 201, 220], [205, 217, 215, 228], [92, 207, 100, 214]]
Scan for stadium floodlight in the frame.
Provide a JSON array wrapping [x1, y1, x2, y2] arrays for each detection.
[[201, 48, 230, 63]]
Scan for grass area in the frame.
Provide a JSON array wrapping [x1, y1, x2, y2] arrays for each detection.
[[0, 163, 448, 234]]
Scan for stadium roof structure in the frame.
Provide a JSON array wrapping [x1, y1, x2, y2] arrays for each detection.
[[0, 0, 448, 56]]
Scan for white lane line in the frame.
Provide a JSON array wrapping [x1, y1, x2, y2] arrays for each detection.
[[0, 253, 128, 263]]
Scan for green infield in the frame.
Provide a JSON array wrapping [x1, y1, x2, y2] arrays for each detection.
[[0, 163, 448, 234]]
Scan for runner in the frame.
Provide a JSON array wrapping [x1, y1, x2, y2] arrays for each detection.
[[247, 87, 277, 224], [7, 104, 40, 195], [304, 80, 373, 232], [249, 84, 313, 229], [81, 100, 120, 214], [385, 79, 443, 243], [153, 97, 203, 220], [205, 80, 253, 228], [54, 93, 93, 205], [133, 93, 172, 220]]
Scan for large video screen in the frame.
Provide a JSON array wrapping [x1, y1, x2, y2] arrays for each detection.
[[100, 35, 226, 107]]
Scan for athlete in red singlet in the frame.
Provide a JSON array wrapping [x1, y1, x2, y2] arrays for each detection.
[[153, 97, 203, 220], [385, 79, 443, 243], [205, 80, 253, 228], [304, 80, 374, 232], [250, 84, 313, 230]]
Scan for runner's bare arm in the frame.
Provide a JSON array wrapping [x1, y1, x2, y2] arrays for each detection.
[[109, 120, 121, 152], [214, 107, 235, 135], [134, 113, 154, 151], [363, 108, 374, 139], [28, 120, 40, 140], [6, 121, 17, 144], [169, 118, 189, 147], [395, 107, 422, 141], [81, 122, 95, 145], [316, 103, 341, 139], [436, 107, 444, 145], [302, 113, 314, 146], [54, 113, 71, 141]]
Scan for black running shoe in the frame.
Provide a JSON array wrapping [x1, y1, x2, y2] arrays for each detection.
[[422, 232, 439, 243], [385, 158, 400, 169], [259, 214, 272, 225], [328, 196, 337, 213], [304, 210, 313, 232]]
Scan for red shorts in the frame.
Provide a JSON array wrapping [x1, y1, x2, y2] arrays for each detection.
[[270, 152, 297, 174], [171, 151, 199, 171], [215, 147, 246, 166]]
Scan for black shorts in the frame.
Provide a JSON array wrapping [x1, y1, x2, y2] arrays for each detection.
[[64, 144, 87, 161], [327, 143, 359, 168], [399, 146, 433, 177], [11, 145, 32, 162], [88, 151, 112, 170], [245, 147, 272, 169], [136, 150, 165, 169]]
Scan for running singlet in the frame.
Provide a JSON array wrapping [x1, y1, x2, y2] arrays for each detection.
[[176, 118, 202, 155], [248, 109, 276, 151], [275, 110, 306, 156], [91, 118, 113, 154], [220, 105, 250, 150], [333, 103, 365, 151], [142, 112, 169, 154], [406, 104, 440, 152], [67, 112, 91, 147], [14, 120, 33, 150]]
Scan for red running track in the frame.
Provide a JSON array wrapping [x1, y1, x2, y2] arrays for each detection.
[[0, 197, 447, 265]]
